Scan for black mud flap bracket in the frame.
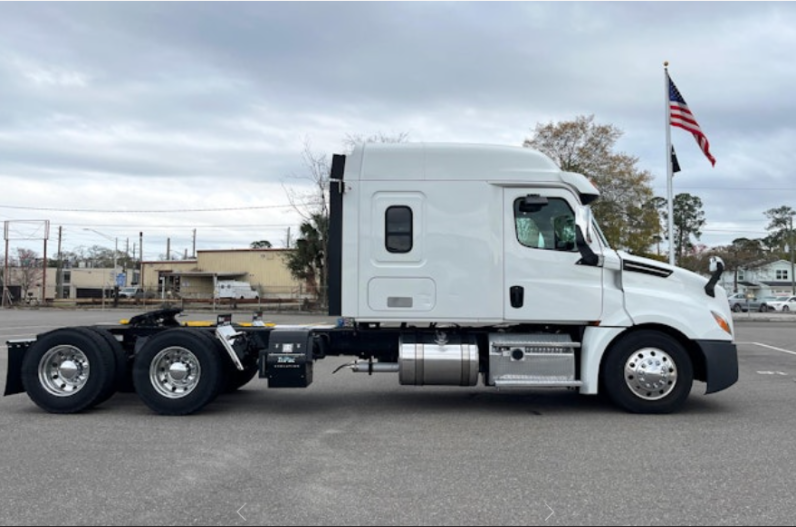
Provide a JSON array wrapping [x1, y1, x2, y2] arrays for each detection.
[[260, 329, 314, 388]]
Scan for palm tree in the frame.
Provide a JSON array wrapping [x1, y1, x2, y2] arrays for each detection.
[[285, 213, 328, 304]]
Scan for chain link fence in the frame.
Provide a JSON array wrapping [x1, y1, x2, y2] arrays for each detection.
[[60, 284, 328, 313]]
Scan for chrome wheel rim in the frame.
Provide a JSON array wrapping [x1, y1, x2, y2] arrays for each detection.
[[624, 348, 678, 401], [39, 346, 90, 397], [150, 347, 201, 399]]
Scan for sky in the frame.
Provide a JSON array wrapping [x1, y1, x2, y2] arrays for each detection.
[[1, 2, 795, 262]]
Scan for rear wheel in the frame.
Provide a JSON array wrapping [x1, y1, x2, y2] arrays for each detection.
[[732, 304, 743, 313], [760, 304, 768, 313], [21, 328, 116, 414], [601, 330, 693, 414], [84, 326, 132, 401], [133, 329, 225, 415]]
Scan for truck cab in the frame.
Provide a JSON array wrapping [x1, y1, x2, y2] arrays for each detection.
[[326, 143, 737, 412]]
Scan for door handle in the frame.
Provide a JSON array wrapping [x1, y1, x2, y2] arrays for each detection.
[[510, 286, 524, 308]]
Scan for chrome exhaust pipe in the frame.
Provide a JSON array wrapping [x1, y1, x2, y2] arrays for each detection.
[[333, 361, 400, 374]]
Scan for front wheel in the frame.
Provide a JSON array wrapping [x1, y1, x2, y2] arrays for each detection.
[[732, 304, 743, 313], [760, 304, 769, 313], [784, 306, 790, 313], [601, 330, 694, 414]]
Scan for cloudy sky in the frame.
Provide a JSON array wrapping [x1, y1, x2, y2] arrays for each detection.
[[1, 2, 795, 261]]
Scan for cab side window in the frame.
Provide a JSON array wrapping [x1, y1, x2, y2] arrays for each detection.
[[385, 206, 413, 253], [514, 197, 577, 252]]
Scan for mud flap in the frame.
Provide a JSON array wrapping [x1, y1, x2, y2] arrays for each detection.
[[4, 341, 32, 396], [696, 340, 739, 394]]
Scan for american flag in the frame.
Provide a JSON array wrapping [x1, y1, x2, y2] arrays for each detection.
[[668, 74, 716, 167]]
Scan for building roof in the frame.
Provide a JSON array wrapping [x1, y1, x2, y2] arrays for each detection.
[[197, 248, 293, 254]]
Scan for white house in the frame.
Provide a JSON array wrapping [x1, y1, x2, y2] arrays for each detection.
[[720, 259, 796, 297]]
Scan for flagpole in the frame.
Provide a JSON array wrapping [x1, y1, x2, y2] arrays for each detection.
[[665, 61, 675, 266]]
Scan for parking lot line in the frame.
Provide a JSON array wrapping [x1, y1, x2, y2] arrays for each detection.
[[746, 342, 796, 357]]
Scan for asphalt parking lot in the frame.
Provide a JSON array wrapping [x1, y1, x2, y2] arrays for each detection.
[[1, 309, 795, 526]]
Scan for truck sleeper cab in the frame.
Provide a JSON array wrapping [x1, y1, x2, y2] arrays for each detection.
[[4, 143, 738, 416]]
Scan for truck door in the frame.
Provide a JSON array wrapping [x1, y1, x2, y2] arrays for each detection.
[[503, 189, 603, 323]]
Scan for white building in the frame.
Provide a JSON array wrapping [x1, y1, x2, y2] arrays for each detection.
[[721, 259, 796, 297]]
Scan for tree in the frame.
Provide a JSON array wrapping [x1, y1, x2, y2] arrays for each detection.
[[764, 205, 795, 257], [283, 214, 328, 301], [281, 139, 334, 303], [654, 193, 706, 262], [673, 193, 706, 260], [65, 245, 117, 268], [678, 243, 711, 273], [15, 248, 43, 299], [250, 240, 273, 249], [523, 115, 660, 256], [722, 238, 767, 292]]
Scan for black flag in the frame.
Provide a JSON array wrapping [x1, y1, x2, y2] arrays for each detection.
[[671, 145, 681, 174]]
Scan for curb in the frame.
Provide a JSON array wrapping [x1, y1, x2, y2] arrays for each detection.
[[732, 314, 796, 323]]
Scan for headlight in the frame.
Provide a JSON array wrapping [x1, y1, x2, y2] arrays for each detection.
[[711, 311, 732, 336]]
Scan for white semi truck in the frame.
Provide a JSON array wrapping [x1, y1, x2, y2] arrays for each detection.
[[3, 143, 738, 416]]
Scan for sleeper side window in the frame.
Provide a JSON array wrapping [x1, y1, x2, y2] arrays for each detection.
[[385, 206, 413, 253]]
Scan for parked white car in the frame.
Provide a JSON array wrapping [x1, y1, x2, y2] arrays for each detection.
[[764, 296, 796, 312]]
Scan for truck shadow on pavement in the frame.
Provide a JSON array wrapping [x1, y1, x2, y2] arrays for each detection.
[[167, 386, 730, 418]]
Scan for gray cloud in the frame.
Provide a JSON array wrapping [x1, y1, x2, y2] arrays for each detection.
[[0, 2, 795, 256]]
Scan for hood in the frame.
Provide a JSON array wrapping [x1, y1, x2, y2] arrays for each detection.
[[618, 251, 713, 289]]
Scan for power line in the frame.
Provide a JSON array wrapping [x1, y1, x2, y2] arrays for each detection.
[[702, 229, 768, 235], [57, 223, 296, 229], [0, 204, 297, 213]]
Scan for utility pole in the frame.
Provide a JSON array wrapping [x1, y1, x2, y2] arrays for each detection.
[[2, 230, 8, 309], [56, 226, 63, 299], [139, 231, 144, 291], [791, 215, 795, 296], [41, 222, 49, 307], [286, 227, 292, 249], [166, 238, 171, 261], [192, 229, 197, 258]]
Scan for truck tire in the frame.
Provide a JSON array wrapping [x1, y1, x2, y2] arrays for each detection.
[[21, 328, 116, 414], [133, 329, 225, 415], [601, 330, 693, 414], [84, 326, 133, 401]]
